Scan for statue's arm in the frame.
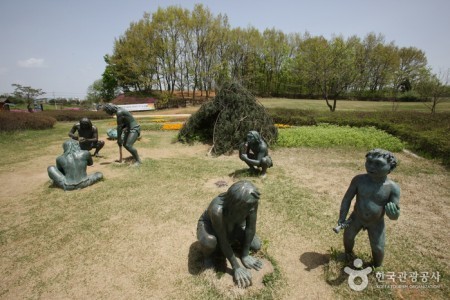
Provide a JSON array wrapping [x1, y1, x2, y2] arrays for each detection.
[[68, 124, 78, 140], [85, 126, 99, 143], [56, 157, 65, 175], [385, 182, 400, 220], [82, 151, 94, 166], [116, 112, 124, 145], [210, 208, 241, 270], [241, 207, 262, 270], [338, 176, 358, 224], [242, 207, 257, 257], [241, 145, 266, 166]]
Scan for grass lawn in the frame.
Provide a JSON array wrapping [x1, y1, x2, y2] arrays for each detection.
[[0, 118, 448, 299], [258, 98, 450, 112]]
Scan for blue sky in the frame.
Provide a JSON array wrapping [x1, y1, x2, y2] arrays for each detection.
[[1, 0, 449, 99]]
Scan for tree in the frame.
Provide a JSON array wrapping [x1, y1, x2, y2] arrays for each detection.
[[416, 69, 449, 114], [296, 35, 357, 111], [86, 79, 104, 104], [11, 84, 45, 112]]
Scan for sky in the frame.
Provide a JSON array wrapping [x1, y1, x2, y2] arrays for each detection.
[[1, 0, 449, 99]]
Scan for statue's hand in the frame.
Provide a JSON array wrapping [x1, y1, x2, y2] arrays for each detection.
[[241, 255, 262, 271], [233, 267, 252, 288], [79, 137, 85, 143], [385, 202, 400, 219]]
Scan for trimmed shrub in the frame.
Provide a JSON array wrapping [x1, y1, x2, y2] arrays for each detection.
[[0, 111, 56, 131], [40, 110, 112, 121]]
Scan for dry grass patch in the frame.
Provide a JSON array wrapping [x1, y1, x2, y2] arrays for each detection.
[[0, 124, 448, 299]]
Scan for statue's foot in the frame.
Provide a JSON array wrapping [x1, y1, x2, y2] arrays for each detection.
[[260, 172, 267, 178], [345, 252, 356, 263], [248, 167, 258, 174], [132, 161, 142, 167]]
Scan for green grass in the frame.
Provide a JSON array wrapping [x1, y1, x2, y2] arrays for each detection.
[[1, 105, 448, 299], [259, 98, 450, 112], [276, 124, 404, 152]]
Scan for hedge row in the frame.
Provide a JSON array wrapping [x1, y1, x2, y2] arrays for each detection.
[[0, 110, 112, 131], [40, 110, 112, 122], [269, 108, 450, 166], [0, 111, 57, 131]]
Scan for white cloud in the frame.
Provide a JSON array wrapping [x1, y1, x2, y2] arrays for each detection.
[[17, 58, 46, 68]]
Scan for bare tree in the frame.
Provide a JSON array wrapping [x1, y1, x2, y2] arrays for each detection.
[[416, 69, 449, 114]]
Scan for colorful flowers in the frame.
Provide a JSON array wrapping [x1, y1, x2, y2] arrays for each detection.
[[162, 123, 183, 130]]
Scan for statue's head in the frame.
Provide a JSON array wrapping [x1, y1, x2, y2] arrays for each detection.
[[365, 148, 398, 176], [79, 117, 92, 130], [246, 131, 261, 144], [62, 139, 81, 155], [103, 103, 118, 115], [223, 180, 260, 213]]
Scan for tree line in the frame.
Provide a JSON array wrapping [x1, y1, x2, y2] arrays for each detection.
[[94, 4, 449, 112]]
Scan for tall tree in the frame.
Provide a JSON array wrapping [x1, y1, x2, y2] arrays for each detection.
[[394, 46, 428, 92], [11, 84, 45, 112]]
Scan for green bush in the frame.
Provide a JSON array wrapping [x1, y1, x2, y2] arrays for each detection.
[[0, 111, 56, 131]]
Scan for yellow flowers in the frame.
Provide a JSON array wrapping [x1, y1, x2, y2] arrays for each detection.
[[162, 123, 183, 130], [275, 123, 291, 128]]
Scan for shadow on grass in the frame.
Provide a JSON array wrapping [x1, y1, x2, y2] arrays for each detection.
[[299, 251, 330, 271], [229, 168, 261, 179]]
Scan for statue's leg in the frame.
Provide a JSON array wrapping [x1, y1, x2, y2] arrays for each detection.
[[197, 219, 218, 268], [250, 234, 261, 251], [93, 140, 105, 156], [368, 220, 386, 267], [244, 153, 258, 172], [232, 226, 261, 251], [78, 172, 103, 189], [124, 131, 141, 164], [343, 219, 363, 260], [47, 166, 66, 189], [260, 157, 272, 176]]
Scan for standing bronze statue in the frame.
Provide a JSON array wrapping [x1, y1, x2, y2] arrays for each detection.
[[103, 103, 142, 165], [69, 117, 105, 157], [47, 139, 103, 191], [239, 131, 273, 177], [336, 149, 400, 267], [197, 180, 263, 288]]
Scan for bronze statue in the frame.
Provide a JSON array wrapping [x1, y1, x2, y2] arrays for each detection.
[[337, 149, 400, 267], [103, 103, 142, 165], [197, 180, 263, 288], [69, 117, 105, 157], [48, 139, 103, 190], [239, 131, 273, 177]]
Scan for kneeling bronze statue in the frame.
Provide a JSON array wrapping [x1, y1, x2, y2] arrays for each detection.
[[197, 180, 263, 288]]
